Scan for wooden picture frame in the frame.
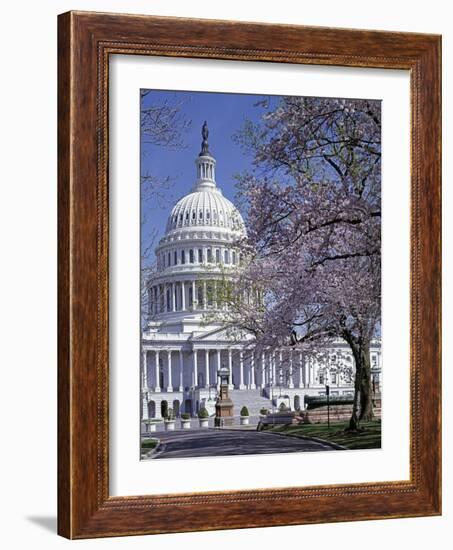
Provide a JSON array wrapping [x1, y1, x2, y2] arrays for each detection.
[[58, 10, 441, 539]]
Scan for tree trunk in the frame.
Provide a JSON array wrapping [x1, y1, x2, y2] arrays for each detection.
[[343, 331, 373, 429], [349, 363, 361, 431], [358, 344, 373, 422]]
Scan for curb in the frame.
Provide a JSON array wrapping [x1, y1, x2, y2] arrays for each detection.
[[142, 438, 164, 459]]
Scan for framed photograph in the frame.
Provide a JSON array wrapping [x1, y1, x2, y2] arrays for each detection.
[[58, 11, 441, 538]]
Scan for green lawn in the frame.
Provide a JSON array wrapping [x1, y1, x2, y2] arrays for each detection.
[[141, 438, 159, 458], [266, 420, 381, 450]]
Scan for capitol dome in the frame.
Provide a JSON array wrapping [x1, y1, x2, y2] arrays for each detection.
[[150, 122, 247, 318], [165, 188, 244, 235]]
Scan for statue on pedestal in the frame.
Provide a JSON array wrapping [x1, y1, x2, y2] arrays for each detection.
[[215, 365, 234, 427]]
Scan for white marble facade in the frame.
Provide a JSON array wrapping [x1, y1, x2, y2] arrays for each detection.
[[141, 124, 381, 420]]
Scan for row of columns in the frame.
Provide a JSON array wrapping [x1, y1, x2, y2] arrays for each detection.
[[143, 348, 320, 393], [149, 279, 228, 315]]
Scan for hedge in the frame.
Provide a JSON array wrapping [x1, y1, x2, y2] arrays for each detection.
[[305, 395, 354, 410]]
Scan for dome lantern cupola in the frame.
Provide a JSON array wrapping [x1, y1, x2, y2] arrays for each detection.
[[194, 121, 217, 192]]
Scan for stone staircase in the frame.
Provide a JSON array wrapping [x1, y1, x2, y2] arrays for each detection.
[[228, 389, 272, 417]]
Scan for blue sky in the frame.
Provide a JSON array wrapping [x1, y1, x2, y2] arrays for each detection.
[[140, 90, 280, 267]]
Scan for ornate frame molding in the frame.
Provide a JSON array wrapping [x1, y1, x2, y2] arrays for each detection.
[[58, 11, 441, 538]]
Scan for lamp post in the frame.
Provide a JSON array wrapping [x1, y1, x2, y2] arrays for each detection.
[[326, 384, 330, 429]]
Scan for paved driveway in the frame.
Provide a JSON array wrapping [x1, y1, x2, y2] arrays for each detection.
[[148, 428, 341, 459]]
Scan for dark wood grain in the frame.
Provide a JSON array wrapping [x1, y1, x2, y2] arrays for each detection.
[[57, 11, 441, 539]]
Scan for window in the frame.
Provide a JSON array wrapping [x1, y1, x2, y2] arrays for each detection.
[[206, 211, 210, 220], [198, 248, 203, 263], [174, 250, 177, 265], [207, 248, 212, 262], [224, 249, 229, 264], [199, 210, 203, 220], [192, 211, 196, 220], [181, 250, 185, 264], [168, 252, 171, 266], [232, 251, 236, 264], [215, 249, 220, 263], [189, 249, 194, 263]]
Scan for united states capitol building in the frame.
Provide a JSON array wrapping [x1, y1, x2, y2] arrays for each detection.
[[141, 124, 381, 423]]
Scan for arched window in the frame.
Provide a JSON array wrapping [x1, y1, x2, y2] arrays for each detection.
[[173, 400, 180, 417], [181, 250, 185, 264], [207, 248, 212, 263], [192, 211, 196, 220], [199, 210, 203, 220], [189, 249, 194, 263], [174, 250, 177, 265], [166, 289, 171, 311], [232, 251, 236, 264], [206, 211, 210, 220], [160, 400, 168, 419], [207, 284, 213, 306], [224, 249, 229, 264], [198, 248, 203, 263], [168, 252, 171, 266], [215, 249, 221, 263], [184, 399, 193, 415]]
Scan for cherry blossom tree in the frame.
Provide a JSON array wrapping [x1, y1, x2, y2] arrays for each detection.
[[218, 96, 381, 430]]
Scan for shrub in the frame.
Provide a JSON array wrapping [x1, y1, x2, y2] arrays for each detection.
[[240, 406, 249, 417], [165, 408, 174, 420], [198, 407, 209, 419], [181, 413, 190, 420], [260, 408, 269, 416]]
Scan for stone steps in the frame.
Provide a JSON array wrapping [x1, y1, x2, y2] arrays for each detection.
[[228, 389, 272, 416]]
